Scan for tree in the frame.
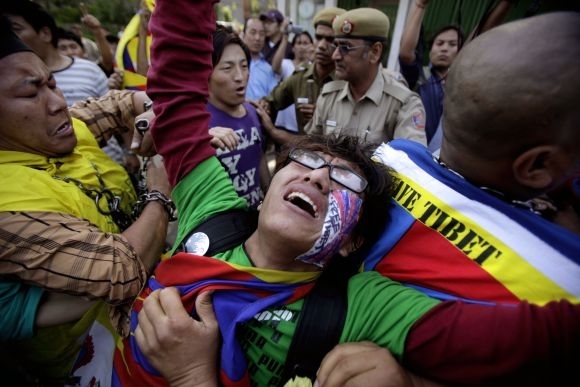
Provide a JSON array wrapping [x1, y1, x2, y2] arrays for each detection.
[[40, 0, 139, 36]]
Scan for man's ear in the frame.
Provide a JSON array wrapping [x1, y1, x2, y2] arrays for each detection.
[[368, 42, 382, 64], [39, 26, 53, 45], [337, 235, 363, 257], [512, 145, 561, 190]]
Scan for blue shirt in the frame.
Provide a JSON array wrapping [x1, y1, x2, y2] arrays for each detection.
[[246, 54, 279, 101], [399, 59, 444, 144]]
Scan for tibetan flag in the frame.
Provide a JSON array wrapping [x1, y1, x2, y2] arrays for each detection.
[[113, 253, 317, 387], [114, 0, 155, 90], [367, 140, 580, 305]]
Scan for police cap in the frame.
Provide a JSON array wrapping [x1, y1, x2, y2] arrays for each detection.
[[313, 7, 346, 28], [333, 8, 390, 41]]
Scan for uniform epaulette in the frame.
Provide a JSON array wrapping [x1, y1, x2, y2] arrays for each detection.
[[321, 80, 347, 95], [382, 74, 413, 103]]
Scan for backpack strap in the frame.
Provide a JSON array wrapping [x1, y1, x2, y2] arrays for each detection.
[[176, 209, 259, 256], [279, 255, 361, 386]]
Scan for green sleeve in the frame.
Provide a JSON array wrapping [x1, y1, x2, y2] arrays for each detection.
[[171, 157, 247, 253], [0, 281, 44, 341], [340, 271, 440, 359]]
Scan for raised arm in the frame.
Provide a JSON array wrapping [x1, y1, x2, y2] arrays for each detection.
[[80, 11, 114, 74], [465, 0, 517, 44], [147, 0, 217, 186], [270, 17, 290, 75], [399, 0, 429, 64]]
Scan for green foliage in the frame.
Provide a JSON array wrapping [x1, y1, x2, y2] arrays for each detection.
[[39, 0, 140, 35]]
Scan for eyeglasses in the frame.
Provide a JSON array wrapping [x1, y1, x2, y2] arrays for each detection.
[[288, 148, 368, 193], [315, 34, 334, 43], [329, 43, 368, 56]]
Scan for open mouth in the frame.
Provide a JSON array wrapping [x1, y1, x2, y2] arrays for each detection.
[[55, 122, 70, 134], [286, 191, 318, 218]]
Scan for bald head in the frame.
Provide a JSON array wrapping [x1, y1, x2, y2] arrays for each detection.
[[443, 12, 580, 158]]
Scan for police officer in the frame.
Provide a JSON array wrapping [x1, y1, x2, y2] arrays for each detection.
[[304, 8, 427, 145], [257, 7, 346, 144]]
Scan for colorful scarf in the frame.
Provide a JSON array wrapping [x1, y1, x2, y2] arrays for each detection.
[[113, 253, 318, 386], [367, 140, 580, 305]]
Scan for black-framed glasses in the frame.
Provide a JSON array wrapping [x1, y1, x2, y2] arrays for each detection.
[[329, 43, 368, 56], [315, 33, 334, 43], [288, 148, 368, 193]]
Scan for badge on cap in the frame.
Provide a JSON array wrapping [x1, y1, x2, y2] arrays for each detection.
[[183, 232, 210, 255], [341, 20, 353, 35]]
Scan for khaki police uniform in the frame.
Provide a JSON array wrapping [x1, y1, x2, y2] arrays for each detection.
[[304, 8, 427, 145], [264, 7, 345, 134], [305, 66, 426, 144], [266, 63, 337, 134]]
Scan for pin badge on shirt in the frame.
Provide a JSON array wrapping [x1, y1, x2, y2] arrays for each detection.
[[183, 232, 210, 255]]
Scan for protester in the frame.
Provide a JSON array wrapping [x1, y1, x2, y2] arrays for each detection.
[[2, 1, 109, 106], [259, 8, 292, 64], [79, 9, 116, 75], [109, 2, 580, 387], [399, 0, 515, 149], [0, 17, 171, 384], [70, 22, 100, 63], [57, 28, 86, 58], [207, 24, 270, 209], [243, 16, 279, 101], [270, 31, 314, 134], [257, 7, 346, 143], [304, 8, 427, 145], [366, 10, 580, 309]]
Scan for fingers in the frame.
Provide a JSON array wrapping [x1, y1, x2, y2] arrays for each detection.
[[195, 290, 217, 329], [107, 71, 123, 90], [316, 342, 399, 387], [158, 287, 191, 319], [132, 110, 157, 156], [209, 127, 240, 151], [79, 2, 88, 16], [135, 289, 163, 354]]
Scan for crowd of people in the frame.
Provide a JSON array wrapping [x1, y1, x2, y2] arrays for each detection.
[[0, 0, 579, 386]]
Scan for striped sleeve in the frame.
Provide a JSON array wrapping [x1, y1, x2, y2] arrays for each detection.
[[0, 211, 148, 305]]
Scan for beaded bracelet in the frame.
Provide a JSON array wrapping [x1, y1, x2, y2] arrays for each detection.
[[132, 190, 177, 221]]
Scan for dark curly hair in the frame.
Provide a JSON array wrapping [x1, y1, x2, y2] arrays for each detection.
[[275, 134, 394, 254]]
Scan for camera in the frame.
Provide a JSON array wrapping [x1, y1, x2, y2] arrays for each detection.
[[285, 22, 304, 35]]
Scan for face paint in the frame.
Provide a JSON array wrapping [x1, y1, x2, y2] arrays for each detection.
[[295, 189, 362, 268]]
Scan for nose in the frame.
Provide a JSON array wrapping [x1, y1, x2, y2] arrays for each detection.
[[304, 165, 331, 193], [233, 66, 244, 81], [48, 88, 68, 114], [331, 46, 341, 60]]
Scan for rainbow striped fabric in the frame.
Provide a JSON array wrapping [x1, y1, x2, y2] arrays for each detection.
[[366, 140, 580, 305], [112, 253, 317, 386]]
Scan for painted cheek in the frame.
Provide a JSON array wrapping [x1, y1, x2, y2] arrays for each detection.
[[295, 190, 362, 268]]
